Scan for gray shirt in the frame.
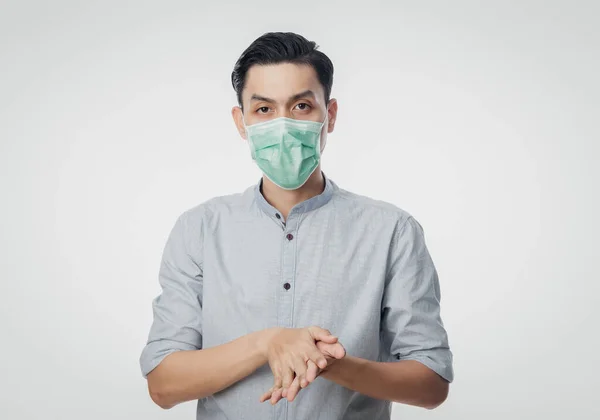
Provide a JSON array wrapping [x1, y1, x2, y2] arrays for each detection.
[[139, 174, 454, 420]]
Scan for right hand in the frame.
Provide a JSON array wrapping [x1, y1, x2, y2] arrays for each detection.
[[261, 326, 339, 404]]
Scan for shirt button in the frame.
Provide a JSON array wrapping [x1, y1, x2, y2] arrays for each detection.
[[275, 213, 281, 219], [283, 282, 291, 290], [286, 233, 294, 241]]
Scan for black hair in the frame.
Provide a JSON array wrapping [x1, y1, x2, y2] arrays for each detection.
[[231, 32, 334, 110]]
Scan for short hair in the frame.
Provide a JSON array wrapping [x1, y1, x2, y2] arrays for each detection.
[[231, 32, 334, 109]]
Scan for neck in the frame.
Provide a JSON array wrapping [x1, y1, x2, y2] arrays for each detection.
[[261, 168, 325, 220]]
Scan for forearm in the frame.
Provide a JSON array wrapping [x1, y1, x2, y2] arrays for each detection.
[[147, 329, 273, 409], [321, 356, 449, 409]]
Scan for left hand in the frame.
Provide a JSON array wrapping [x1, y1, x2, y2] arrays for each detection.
[[259, 340, 346, 404]]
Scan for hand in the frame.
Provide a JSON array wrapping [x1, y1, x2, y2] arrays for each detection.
[[261, 339, 346, 404], [260, 326, 339, 405]]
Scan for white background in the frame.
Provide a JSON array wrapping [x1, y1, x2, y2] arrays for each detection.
[[1, 1, 599, 419]]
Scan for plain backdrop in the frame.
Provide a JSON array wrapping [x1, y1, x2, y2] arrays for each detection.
[[1, 1, 599, 419]]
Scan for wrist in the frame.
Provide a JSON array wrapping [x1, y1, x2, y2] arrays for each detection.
[[321, 353, 348, 377], [256, 327, 282, 357]]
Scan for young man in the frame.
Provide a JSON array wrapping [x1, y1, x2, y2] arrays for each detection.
[[139, 32, 454, 419]]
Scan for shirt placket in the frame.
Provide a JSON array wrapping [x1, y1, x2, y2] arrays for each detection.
[[274, 208, 301, 420]]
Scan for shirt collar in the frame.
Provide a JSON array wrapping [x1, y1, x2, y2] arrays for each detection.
[[253, 171, 336, 219]]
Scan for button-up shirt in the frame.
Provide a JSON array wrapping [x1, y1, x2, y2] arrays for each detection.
[[140, 174, 454, 420]]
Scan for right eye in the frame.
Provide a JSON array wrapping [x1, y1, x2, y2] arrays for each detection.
[[257, 106, 270, 114]]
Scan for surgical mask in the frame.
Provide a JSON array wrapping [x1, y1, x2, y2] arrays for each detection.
[[242, 115, 327, 190]]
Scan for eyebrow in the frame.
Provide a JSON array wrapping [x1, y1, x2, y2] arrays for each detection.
[[249, 89, 316, 104]]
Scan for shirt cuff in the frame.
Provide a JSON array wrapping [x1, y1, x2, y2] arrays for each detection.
[[397, 349, 454, 383], [139, 339, 199, 378]]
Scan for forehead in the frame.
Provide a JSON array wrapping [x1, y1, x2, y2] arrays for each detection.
[[242, 62, 325, 104]]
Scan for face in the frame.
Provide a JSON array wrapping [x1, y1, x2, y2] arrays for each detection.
[[232, 62, 338, 152]]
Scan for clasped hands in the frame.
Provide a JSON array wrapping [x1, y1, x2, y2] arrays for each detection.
[[260, 326, 346, 405]]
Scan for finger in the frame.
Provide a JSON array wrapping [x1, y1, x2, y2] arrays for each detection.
[[270, 362, 283, 389], [282, 365, 294, 389], [307, 326, 338, 343], [287, 376, 302, 402], [333, 342, 346, 359], [292, 357, 308, 388], [308, 347, 328, 370], [274, 374, 282, 389], [270, 387, 284, 405], [317, 341, 346, 359], [304, 360, 319, 386], [260, 387, 274, 403]]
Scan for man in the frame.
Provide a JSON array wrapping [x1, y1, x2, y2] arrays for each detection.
[[139, 32, 454, 419]]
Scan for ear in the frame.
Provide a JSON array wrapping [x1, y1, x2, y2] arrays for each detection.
[[326, 99, 338, 133], [231, 106, 248, 140]]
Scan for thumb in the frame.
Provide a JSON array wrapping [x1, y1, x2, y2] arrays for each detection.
[[307, 326, 338, 343], [331, 342, 346, 359], [316, 341, 346, 359]]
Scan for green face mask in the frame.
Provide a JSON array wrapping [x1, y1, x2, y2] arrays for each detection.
[[243, 116, 326, 190]]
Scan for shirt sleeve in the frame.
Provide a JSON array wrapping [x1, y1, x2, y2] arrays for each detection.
[[381, 215, 454, 383], [139, 210, 204, 378]]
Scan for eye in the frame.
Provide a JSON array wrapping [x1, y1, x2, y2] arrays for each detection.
[[294, 102, 312, 111], [256, 106, 270, 114]]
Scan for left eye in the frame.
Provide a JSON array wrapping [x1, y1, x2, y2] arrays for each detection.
[[295, 103, 311, 110]]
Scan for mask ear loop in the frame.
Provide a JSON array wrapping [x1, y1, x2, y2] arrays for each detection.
[[241, 112, 249, 135], [241, 112, 257, 159], [319, 109, 329, 154]]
